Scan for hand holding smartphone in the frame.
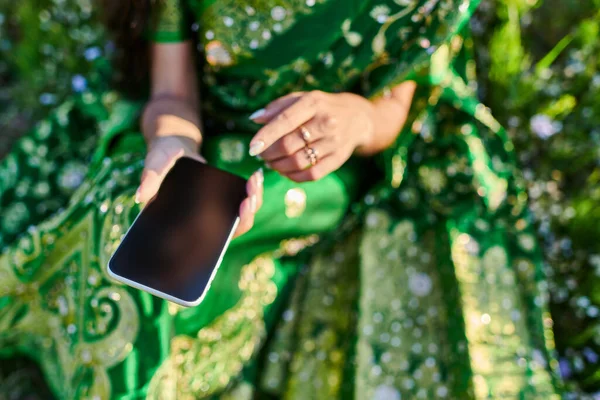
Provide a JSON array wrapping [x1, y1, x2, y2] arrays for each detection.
[[108, 157, 251, 307]]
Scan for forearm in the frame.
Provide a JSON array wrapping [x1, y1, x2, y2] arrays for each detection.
[[142, 41, 202, 150], [355, 81, 417, 156]]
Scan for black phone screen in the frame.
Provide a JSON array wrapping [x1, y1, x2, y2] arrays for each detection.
[[108, 157, 247, 305]]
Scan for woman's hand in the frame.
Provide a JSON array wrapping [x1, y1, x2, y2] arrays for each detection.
[[248, 91, 376, 182], [248, 83, 416, 182], [135, 135, 263, 238]]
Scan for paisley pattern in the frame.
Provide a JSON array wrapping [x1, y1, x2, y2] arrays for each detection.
[[0, 151, 145, 399], [0, 0, 562, 398]]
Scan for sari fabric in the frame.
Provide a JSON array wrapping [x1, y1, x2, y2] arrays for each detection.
[[0, 0, 561, 398]]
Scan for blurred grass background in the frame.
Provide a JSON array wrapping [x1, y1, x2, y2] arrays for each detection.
[[1, 0, 600, 396]]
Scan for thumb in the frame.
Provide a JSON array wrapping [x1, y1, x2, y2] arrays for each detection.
[[136, 146, 185, 204]]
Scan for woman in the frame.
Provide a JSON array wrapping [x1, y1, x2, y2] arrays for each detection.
[[0, 0, 561, 398]]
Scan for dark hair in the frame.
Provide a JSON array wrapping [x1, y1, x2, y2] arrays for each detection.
[[101, 0, 151, 96]]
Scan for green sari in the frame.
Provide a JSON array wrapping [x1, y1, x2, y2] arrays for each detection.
[[0, 0, 562, 398]]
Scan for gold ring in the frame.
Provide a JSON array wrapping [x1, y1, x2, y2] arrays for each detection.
[[304, 146, 318, 166], [300, 126, 312, 143]]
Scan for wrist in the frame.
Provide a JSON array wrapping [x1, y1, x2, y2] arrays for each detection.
[[148, 135, 201, 156], [353, 97, 378, 154], [142, 98, 203, 148], [353, 83, 415, 156], [148, 135, 198, 150], [151, 114, 203, 148]]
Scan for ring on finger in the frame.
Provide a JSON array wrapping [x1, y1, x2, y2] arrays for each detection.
[[304, 146, 318, 167], [300, 125, 312, 143]]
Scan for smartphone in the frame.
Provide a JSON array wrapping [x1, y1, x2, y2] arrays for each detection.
[[107, 157, 247, 307]]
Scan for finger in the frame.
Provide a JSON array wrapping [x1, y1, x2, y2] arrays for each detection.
[[249, 91, 325, 156], [137, 146, 184, 203], [234, 197, 256, 238], [302, 111, 339, 143], [249, 169, 264, 211], [259, 129, 306, 162], [136, 146, 184, 204], [260, 113, 337, 161], [285, 154, 343, 183], [188, 153, 207, 163], [246, 173, 261, 206], [234, 198, 251, 237], [255, 169, 264, 211], [267, 139, 333, 173], [249, 92, 303, 123]]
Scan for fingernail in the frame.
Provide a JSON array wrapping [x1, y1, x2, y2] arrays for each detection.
[[250, 195, 257, 213], [257, 168, 264, 185], [134, 189, 141, 204], [249, 108, 266, 120], [264, 162, 272, 170], [249, 141, 265, 156]]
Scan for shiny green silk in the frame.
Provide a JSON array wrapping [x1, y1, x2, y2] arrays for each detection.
[[0, 0, 561, 399]]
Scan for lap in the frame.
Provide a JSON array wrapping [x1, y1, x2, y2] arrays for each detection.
[[0, 129, 364, 399]]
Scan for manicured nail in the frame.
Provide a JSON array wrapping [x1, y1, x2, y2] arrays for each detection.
[[250, 195, 257, 213], [249, 141, 265, 156], [134, 189, 141, 204], [249, 108, 266, 120], [257, 168, 264, 185]]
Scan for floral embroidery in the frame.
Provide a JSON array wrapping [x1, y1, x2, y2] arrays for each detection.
[[206, 41, 234, 67], [418, 166, 448, 194], [218, 138, 245, 162], [356, 211, 451, 399], [197, 0, 330, 63], [56, 161, 87, 192], [342, 19, 363, 47], [0, 205, 140, 400], [284, 188, 307, 218], [148, 235, 320, 399], [451, 234, 558, 398], [260, 231, 361, 399], [147, 256, 278, 399]]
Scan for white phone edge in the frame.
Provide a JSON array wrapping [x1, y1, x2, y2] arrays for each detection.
[[107, 215, 241, 308]]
